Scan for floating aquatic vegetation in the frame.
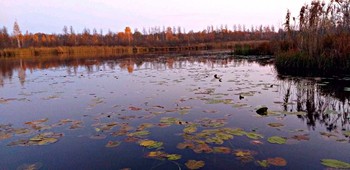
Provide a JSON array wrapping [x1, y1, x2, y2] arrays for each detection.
[[267, 123, 284, 128], [185, 160, 205, 170], [267, 157, 287, 166], [69, 121, 83, 130], [233, 149, 257, 163], [177, 142, 195, 150], [42, 95, 60, 100], [232, 103, 249, 108], [205, 137, 224, 144], [166, 154, 182, 161], [129, 106, 142, 111], [213, 147, 231, 154], [320, 159, 350, 169], [267, 136, 287, 144], [250, 140, 264, 145], [160, 117, 182, 126], [183, 125, 197, 134], [197, 118, 227, 128], [245, 132, 264, 140], [17, 162, 43, 170], [256, 160, 269, 168], [136, 123, 154, 131], [9, 132, 63, 146], [24, 118, 49, 126], [291, 134, 310, 141], [193, 143, 213, 153], [139, 140, 163, 149], [342, 131, 350, 137], [320, 132, 337, 138], [146, 151, 167, 159], [124, 136, 139, 143], [0, 132, 12, 140], [223, 128, 246, 136], [88, 97, 105, 108], [205, 98, 233, 105], [105, 141, 121, 148], [127, 130, 150, 137]]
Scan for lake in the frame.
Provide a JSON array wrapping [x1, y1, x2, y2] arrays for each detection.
[[0, 53, 350, 169]]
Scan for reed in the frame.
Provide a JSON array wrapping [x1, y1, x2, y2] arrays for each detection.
[[275, 0, 350, 75]]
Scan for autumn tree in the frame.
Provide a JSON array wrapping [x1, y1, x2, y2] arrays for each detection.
[[125, 27, 132, 45], [0, 26, 10, 48]]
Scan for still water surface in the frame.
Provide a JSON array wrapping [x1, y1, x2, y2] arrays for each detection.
[[0, 54, 350, 169]]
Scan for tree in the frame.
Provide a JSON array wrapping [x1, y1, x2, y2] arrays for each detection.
[[13, 21, 22, 48]]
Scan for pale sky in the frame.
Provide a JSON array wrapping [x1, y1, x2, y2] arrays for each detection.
[[1, 0, 312, 34]]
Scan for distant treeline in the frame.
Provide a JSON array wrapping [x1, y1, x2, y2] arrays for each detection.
[[0, 23, 277, 49]]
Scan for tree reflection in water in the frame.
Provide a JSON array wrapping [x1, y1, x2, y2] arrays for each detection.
[[277, 76, 350, 132]]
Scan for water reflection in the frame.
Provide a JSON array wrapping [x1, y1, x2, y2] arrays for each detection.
[[1, 54, 349, 132], [278, 77, 350, 131], [0, 53, 269, 87]]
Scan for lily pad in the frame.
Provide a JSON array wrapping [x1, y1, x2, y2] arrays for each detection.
[[17, 162, 43, 170], [321, 159, 350, 169], [256, 160, 269, 168], [105, 141, 121, 147], [267, 123, 284, 128], [146, 151, 167, 159], [224, 128, 246, 136], [37, 138, 58, 145], [185, 160, 205, 170], [127, 130, 150, 137], [0, 132, 12, 140], [139, 140, 163, 149], [267, 136, 287, 144], [177, 142, 195, 149], [167, 154, 182, 161], [246, 132, 264, 139], [267, 157, 287, 166], [183, 125, 197, 134], [213, 147, 231, 154]]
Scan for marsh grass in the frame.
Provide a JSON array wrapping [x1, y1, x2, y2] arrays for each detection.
[[275, 0, 350, 75]]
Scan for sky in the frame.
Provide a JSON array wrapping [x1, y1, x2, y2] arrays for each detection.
[[1, 0, 312, 34]]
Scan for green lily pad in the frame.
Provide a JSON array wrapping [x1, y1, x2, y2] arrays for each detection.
[[344, 87, 350, 92], [256, 160, 269, 168], [127, 130, 150, 137], [139, 140, 163, 149], [224, 128, 246, 136], [216, 132, 233, 140], [267, 136, 287, 144], [205, 137, 224, 144], [321, 159, 350, 169], [183, 125, 197, 134], [167, 154, 182, 161], [246, 132, 264, 139], [160, 117, 181, 125]]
